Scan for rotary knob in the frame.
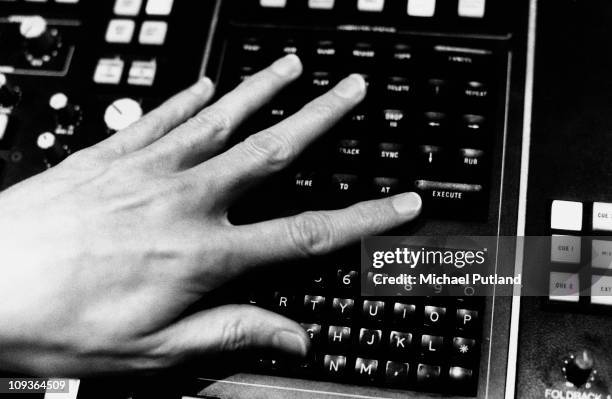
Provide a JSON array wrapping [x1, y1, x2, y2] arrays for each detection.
[[37, 131, 69, 166], [563, 350, 595, 387], [0, 73, 21, 109], [104, 98, 143, 132], [49, 93, 82, 127], [19, 16, 62, 63]]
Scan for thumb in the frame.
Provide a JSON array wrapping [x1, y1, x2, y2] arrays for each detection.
[[158, 304, 310, 362]]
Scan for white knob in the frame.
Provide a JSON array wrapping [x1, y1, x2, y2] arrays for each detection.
[[20, 16, 48, 39], [104, 98, 143, 131], [36, 131, 56, 150]]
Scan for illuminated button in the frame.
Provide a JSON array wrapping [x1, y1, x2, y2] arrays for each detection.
[[550, 200, 583, 231], [145, 0, 174, 15], [260, 0, 286, 7], [127, 60, 156, 86], [114, 0, 142, 16], [591, 275, 612, 306], [308, 0, 334, 9], [550, 235, 581, 264], [357, 0, 384, 12], [458, 0, 485, 18], [0, 114, 8, 141], [591, 240, 612, 269], [105, 19, 135, 43], [592, 202, 612, 232], [139, 21, 167, 45], [549, 272, 580, 303], [93, 58, 124, 85], [104, 98, 142, 131], [408, 0, 436, 17], [55, 0, 80, 3]]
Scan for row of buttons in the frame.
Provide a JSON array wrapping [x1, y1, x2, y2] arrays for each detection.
[[550, 200, 612, 232], [260, 0, 486, 18], [105, 19, 167, 45], [93, 58, 157, 86], [113, 0, 173, 16], [551, 236, 612, 269]]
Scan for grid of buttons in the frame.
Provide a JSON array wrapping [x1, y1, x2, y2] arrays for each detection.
[[549, 200, 612, 306]]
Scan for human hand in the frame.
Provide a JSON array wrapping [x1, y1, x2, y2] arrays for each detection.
[[0, 54, 421, 376]]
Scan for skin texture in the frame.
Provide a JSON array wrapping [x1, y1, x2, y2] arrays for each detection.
[[0, 55, 422, 377]]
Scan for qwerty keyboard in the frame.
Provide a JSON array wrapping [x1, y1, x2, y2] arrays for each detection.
[[207, 0, 514, 397]]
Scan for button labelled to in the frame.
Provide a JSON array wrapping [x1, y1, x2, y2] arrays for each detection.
[[550, 200, 583, 231], [408, 0, 436, 17], [105, 19, 135, 43], [550, 235, 581, 264], [593, 202, 612, 232], [458, 0, 485, 18], [591, 239, 612, 269], [591, 275, 612, 306], [549, 272, 580, 303]]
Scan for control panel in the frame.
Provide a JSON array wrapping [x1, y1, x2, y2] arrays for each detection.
[[515, 0, 612, 397], [0, 0, 215, 189]]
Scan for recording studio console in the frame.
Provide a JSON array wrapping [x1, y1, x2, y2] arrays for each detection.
[[6, 1, 612, 399]]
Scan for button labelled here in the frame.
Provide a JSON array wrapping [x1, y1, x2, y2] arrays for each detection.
[[591, 275, 612, 306], [591, 239, 612, 269], [408, 0, 436, 17], [550, 235, 581, 264], [593, 202, 612, 232], [549, 272, 580, 303], [550, 200, 583, 231]]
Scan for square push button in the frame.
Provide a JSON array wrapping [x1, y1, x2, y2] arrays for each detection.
[[145, 0, 174, 15], [592, 202, 612, 232], [114, 0, 142, 16], [549, 272, 579, 303], [591, 275, 612, 306], [309, 0, 334, 9], [93, 58, 124, 85], [127, 60, 156, 86], [408, 0, 436, 17], [358, 0, 384, 12], [550, 235, 581, 264], [260, 0, 286, 7], [139, 21, 167, 45], [105, 19, 135, 43], [550, 200, 583, 231], [591, 240, 612, 269], [458, 0, 486, 18]]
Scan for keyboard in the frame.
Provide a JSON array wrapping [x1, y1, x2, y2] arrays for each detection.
[[204, 0, 519, 396]]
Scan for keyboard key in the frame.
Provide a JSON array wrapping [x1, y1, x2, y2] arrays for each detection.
[[391, 43, 413, 65], [145, 0, 174, 15], [422, 111, 448, 135], [389, 331, 413, 355], [114, 0, 142, 16], [328, 325, 351, 349], [382, 109, 407, 131], [424, 305, 446, 329], [421, 335, 444, 358], [452, 337, 477, 362], [330, 173, 360, 198], [260, 0, 286, 7], [337, 269, 358, 290], [294, 172, 319, 195], [372, 177, 401, 197], [425, 78, 450, 99], [415, 180, 484, 213], [549, 272, 580, 303], [592, 239, 612, 269], [449, 366, 475, 391], [336, 139, 362, 163], [593, 202, 612, 232], [303, 295, 327, 318], [393, 302, 417, 326], [93, 58, 124, 85], [309, 0, 335, 9], [385, 361, 409, 386], [362, 300, 385, 323], [458, 148, 485, 178], [301, 323, 323, 345], [550, 200, 583, 231], [139, 21, 168, 45], [351, 42, 377, 62], [105, 19, 135, 43], [309, 71, 334, 94], [127, 59, 157, 86], [456, 308, 479, 334], [272, 292, 295, 315], [463, 80, 489, 100], [314, 40, 338, 59], [408, 0, 436, 17], [354, 358, 378, 382], [359, 328, 382, 350], [331, 298, 354, 321], [591, 275, 612, 306], [323, 354, 347, 377], [416, 363, 442, 385], [415, 145, 444, 175], [384, 76, 412, 98], [461, 114, 486, 134]]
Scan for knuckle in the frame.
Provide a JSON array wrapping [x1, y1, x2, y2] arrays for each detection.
[[304, 102, 336, 121], [190, 107, 232, 136], [243, 130, 293, 169], [288, 212, 336, 257], [221, 318, 249, 352]]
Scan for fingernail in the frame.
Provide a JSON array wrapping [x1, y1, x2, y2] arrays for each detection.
[[271, 54, 302, 78], [334, 74, 367, 99], [273, 330, 309, 356], [190, 76, 213, 95], [392, 192, 422, 218]]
